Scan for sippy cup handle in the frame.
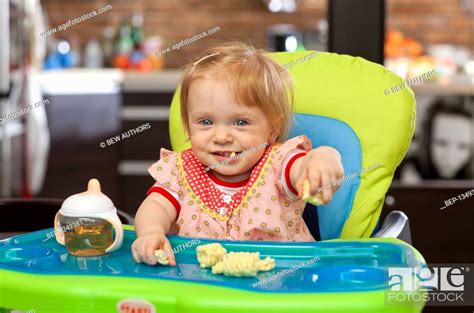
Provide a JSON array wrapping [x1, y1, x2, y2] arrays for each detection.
[[54, 211, 65, 245], [104, 210, 124, 253]]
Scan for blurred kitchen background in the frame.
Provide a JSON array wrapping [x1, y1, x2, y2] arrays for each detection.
[[0, 0, 473, 269]]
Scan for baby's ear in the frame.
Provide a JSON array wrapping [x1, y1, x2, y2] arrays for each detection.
[[268, 129, 280, 144]]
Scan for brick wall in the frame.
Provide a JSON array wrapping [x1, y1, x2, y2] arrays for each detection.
[[41, 0, 473, 69], [387, 0, 473, 56]]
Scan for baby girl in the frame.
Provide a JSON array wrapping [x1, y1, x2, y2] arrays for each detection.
[[132, 43, 344, 266]]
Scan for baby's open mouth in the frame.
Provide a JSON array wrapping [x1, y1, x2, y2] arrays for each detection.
[[212, 151, 240, 158]]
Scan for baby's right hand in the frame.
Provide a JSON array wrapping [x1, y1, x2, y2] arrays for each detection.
[[131, 231, 176, 266]]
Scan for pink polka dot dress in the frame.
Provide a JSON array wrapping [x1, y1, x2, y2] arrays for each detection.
[[147, 135, 315, 242]]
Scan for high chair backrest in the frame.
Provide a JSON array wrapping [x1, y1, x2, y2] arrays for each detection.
[[168, 51, 416, 240]]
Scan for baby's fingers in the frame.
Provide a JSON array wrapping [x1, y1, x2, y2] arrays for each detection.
[[131, 240, 141, 263], [144, 238, 158, 266], [163, 239, 176, 266], [136, 238, 152, 264], [320, 171, 333, 204], [308, 170, 322, 197], [331, 172, 342, 193]]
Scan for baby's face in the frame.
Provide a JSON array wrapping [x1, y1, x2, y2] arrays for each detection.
[[187, 78, 278, 180]]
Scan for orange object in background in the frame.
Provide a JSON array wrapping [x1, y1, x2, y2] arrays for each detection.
[[385, 30, 423, 58], [113, 53, 163, 71], [113, 53, 130, 69], [147, 53, 164, 70], [136, 58, 153, 72]]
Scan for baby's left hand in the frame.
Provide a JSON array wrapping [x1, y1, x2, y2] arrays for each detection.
[[295, 147, 344, 205]]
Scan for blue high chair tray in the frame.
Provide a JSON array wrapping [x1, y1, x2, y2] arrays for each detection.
[[0, 228, 426, 312]]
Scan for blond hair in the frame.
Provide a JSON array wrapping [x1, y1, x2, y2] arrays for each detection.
[[179, 42, 294, 143]]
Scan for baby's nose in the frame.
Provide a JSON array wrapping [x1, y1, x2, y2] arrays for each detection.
[[213, 126, 233, 143]]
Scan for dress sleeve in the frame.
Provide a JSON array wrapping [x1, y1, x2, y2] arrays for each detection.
[[274, 135, 313, 201], [147, 148, 181, 215]]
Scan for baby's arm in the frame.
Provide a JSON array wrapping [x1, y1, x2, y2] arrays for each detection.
[[290, 146, 343, 204], [135, 193, 177, 236], [132, 193, 177, 265]]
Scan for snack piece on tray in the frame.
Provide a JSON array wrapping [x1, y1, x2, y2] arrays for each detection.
[[155, 249, 170, 265], [196, 243, 227, 268], [197, 243, 276, 277], [302, 179, 324, 206], [212, 252, 276, 277]]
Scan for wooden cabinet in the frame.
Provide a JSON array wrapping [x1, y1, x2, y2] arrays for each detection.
[[117, 92, 175, 215], [381, 182, 474, 263], [39, 93, 121, 203]]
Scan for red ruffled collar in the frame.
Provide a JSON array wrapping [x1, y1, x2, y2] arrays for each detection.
[[179, 145, 274, 219]]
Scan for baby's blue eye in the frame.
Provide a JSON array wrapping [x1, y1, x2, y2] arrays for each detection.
[[200, 119, 212, 126], [234, 119, 249, 126]]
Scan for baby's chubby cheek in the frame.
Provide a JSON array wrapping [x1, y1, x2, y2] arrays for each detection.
[[236, 149, 265, 170]]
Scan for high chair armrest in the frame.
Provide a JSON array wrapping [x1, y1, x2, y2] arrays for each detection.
[[372, 211, 412, 244]]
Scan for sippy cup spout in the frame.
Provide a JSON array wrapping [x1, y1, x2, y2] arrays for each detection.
[[85, 178, 102, 195]]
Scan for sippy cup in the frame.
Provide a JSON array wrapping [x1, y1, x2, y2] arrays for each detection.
[[54, 178, 124, 256]]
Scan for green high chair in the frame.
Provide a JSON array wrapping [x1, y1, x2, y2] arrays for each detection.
[[0, 51, 427, 313], [169, 50, 416, 243]]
